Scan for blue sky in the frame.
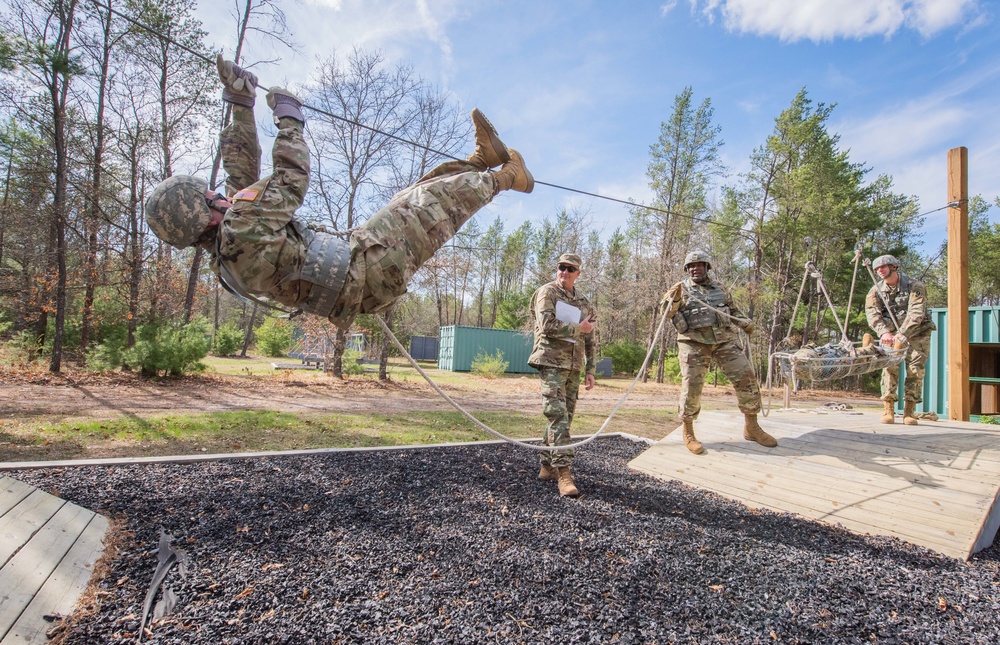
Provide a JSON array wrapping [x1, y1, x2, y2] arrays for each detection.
[[193, 0, 999, 255]]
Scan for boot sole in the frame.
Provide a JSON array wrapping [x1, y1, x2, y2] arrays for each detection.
[[471, 109, 510, 168], [507, 149, 534, 193]]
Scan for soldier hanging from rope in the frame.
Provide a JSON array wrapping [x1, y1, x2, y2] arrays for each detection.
[[145, 57, 533, 329], [658, 250, 777, 454], [864, 254, 936, 425]]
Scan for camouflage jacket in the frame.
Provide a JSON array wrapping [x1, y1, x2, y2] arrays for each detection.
[[204, 113, 312, 310], [664, 277, 750, 345], [528, 281, 597, 374], [865, 273, 936, 338]]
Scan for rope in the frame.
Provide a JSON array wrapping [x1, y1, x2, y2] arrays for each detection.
[[374, 296, 675, 452]]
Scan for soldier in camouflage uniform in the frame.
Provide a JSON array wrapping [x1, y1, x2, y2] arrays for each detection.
[[865, 254, 936, 425], [146, 57, 534, 329], [528, 253, 597, 497], [660, 251, 777, 454]]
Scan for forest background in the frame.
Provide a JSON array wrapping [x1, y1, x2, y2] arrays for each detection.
[[1, 0, 999, 389]]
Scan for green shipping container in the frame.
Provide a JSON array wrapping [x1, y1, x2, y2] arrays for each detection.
[[921, 306, 1000, 419], [437, 325, 536, 373]]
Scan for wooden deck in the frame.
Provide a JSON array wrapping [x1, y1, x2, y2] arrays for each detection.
[[0, 476, 109, 645], [629, 409, 1000, 560]]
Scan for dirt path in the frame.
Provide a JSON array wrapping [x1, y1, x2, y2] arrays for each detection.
[[0, 369, 879, 423]]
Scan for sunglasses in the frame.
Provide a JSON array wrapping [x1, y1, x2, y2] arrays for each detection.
[[557, 264, 578, 273], [205, 192, 228, 212]]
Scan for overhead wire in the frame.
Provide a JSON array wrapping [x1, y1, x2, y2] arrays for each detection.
[[90, 0, 963, 242]]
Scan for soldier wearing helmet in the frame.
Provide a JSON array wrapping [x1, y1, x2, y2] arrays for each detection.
[[146, 56, 533, 328], [659, 251, 777, 454], [864, 253, 936, 425]]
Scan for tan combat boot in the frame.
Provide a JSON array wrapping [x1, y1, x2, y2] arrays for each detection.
[[862, 333, 874, 348], [682, 418, 704, 455], [743, 414, 778, 447], [903, 400, 919, 426], [493, 149, 534, 193], [881, 400, 895, 424], [538, 463, 557, 481], [556, 467, 579, 497], [467, 108, 510, 170]]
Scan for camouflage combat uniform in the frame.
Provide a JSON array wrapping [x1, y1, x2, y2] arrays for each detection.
[[664, 277, 760, 421], [528, 282, 597, 468], [865, 273, 936, 403], [206, 105, 499, 328]]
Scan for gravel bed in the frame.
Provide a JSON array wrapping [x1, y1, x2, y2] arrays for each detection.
[[12, 437, 1000, 644]]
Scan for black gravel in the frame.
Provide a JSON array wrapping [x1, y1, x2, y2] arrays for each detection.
[[12, 437, 1000, 644]]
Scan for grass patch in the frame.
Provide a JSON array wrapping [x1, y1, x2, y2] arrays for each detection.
[[0, 409, 551, 463], [1, 406, 679, 464]]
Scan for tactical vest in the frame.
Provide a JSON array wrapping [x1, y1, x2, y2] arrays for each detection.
[[215, 221, 351, 318], [876, 275, 922, 329], [673, 280, 730, 333]]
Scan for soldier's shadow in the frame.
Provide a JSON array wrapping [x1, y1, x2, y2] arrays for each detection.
[[774, 424, 1000, 489]]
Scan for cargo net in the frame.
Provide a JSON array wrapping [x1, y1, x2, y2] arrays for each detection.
[[773, 340, 906, 390]]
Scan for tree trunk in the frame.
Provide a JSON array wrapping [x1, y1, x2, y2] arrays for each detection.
[[330, 326, 347, 378], [241, 303, 259, 357], [378, 304, 396, 381]]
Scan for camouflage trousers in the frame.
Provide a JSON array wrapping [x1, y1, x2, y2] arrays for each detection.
[[881, 330, 931, 402], [537, 366, 580, 467], [328, 161, 498, 327], [678, 339, 761, 421]]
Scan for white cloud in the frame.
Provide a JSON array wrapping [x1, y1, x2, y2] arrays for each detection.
[[660, 1, 680, 17], [692, 0, 980, 42]]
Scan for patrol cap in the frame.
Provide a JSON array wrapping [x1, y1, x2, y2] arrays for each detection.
[[557, 253, 582, 268], [872, 254, 900, 270]]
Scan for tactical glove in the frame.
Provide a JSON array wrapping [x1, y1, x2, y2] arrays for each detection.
[[267, 88, 305, 123], [216, 54, 258, 107]]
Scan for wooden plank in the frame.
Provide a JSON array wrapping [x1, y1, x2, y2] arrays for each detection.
[[0, 477, 34, 516], [667, 431, 1000, 498], [972, 489, 1000, 554], [653, 444, 991, 522], [1, 513, 109, 645], [654, 424, 1000, 505], [948, 146, 970, 421], [635, 445, 982, 532], [633, 410, 1000, 559], [634, 455, 972, 558], [687, 415, 1000, 471], [0, 491, 65, 565], [0, 503, 92, 639]]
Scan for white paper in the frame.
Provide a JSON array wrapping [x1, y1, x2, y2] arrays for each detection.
[[555, 301, 582, 343]]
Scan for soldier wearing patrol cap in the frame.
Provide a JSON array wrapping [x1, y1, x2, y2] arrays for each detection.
[[145, 56, 534, 329], [659, 250, 776, 454], [528, 252, 597, 497], [864, 254, 936, 425]]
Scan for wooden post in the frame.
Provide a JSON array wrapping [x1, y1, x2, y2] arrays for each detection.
[[947, 147, 970, 421]]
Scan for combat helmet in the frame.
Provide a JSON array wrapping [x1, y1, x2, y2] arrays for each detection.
[[145, 175, 213, 249], [872, 254, 900, 270], [683, 250, 712, 270]]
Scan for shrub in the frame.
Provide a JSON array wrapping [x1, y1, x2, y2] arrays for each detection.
[[602, 340, 647, 376], [213, 323, 243, 357], [255, 318, 294, 357], [471, 349, 508, 378], [121, 319, 211, 377], [86, 328, 128, 371], [6, 330, 46, 363], [342, 349, 367, 376]]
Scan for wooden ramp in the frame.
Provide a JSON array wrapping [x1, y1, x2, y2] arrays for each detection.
[[629, 409, 1000, 560], [0, 476, 109, 645]]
